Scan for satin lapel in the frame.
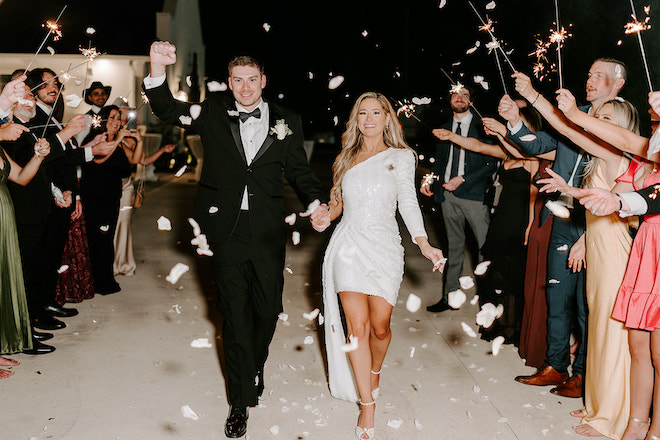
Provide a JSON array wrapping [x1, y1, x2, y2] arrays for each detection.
[[251, 103, 277, 164], [228, 114, 247, 164]]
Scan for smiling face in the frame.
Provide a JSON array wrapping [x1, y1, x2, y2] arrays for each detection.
[[228, 65, 266, 111], [594, 102, 614, 124], [14, 84, 36, 120], [449, 89, 471, 115], [36, 71, 60, 106], [88, 88, 108, 107], [585, 61, 623, 108], [106, 109, 122, 136], [357, 98, 391, 139]]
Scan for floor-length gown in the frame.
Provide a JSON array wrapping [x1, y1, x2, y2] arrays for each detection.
[[322, 148, 428, 402], [479, 166, 530, 344], [113, 177, 136, 276], [518, 162, 553, 367], [55, 212, 95, 303], [581, 158, 632, 440], [0, 149, 33, 354]]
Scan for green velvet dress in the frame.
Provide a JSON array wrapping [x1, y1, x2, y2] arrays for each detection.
[[0, 148, 32, 354]]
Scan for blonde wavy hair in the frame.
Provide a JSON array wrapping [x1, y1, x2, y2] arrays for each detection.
[[582, 98, 640, 187], [330, 92, 415, 203]]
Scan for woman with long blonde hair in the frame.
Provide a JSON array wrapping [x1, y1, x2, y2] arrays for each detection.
[[321, 92, 444, 440]]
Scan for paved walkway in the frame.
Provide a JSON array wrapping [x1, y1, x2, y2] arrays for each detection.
[[2, 159, 583, 439]]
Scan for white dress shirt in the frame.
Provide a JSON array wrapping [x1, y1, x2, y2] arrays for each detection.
[[444, 112, 473, 183]]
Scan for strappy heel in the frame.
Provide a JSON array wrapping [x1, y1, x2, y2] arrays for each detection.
[[631, 416, 651, 425], [646, 432, 659, 440], [370, 369, 381, 400], [355, 399, 375, 440]]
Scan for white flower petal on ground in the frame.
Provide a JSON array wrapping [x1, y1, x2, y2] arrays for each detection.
[[299, 199, 321, 217], [303, 336, 314, 345], [461, 322, 477, 337], [57, 265, 69, 274], [415, 419, 424, 429], [269, 425, 279, 435], [474, 260, 491, 276], [284, 213, 297, 225], [387, 419, 403, 429], [492, 336, 505, 355], [448, 289, 467, 309], [476, 303, 499, 328], [410, 346, 415, 358], [190, 104, 202, 120], [341, 335, 358, 352], [191, 338, 212, 348], [207, 81, 227, 92], [181, 405, 199, 420], [328, 75, 344, 90], [278, 313, 288, 322], [556, 244, 568, 251], [406, 293, 422, 312], [172, 304, 181, 314], [175, 165, 187, 177], [545, 200, 570, 219], [64, 94, 83, 108], [470, 294, 479, 305], [459, 276, 475, 290], [157, 216, 172, 231], [179, 115, 192, 125], [292, 231, 301, 245], [520, 134, 538, 142], [166, 263, 189, 284], [285, 267, 293, 274], [303, 308, 320, 321]]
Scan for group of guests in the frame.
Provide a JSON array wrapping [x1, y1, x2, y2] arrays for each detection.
[[421, 57, 660, 440], [0, 71, 176, 378]]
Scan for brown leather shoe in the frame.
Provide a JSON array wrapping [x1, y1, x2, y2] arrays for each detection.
[[515, 365, 569, 386], [550, 374, 583, 398]]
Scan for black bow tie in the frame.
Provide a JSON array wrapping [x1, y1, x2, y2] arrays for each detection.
[[238, 108, 261, 122]]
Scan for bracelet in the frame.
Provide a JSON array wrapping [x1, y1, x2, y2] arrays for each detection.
[[530, 92, 541, 106], [615, 193, 623, 211]]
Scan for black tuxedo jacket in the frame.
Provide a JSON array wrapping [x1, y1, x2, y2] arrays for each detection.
[[30, 106, 88, 200], [429, 114, 498, 203], [2, 119, 65, 225], [636, 184, 660, 216], [145, 82, 325, 249]]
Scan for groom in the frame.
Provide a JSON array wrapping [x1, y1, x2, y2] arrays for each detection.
[[145, 41, 329, 438]]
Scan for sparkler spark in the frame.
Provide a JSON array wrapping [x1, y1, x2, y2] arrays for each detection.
[[625, 2, 653, 91], [624, 14, 651, 34], [396, 100, 416, 118], [43, 21, 62, 41], [449, 82, 466, 95], [422, 173, 439, 187], [79, 46, 100, 62], [91, 115, 102, 129], [548, 26, 570, 45], [479, 19, 494, 32]]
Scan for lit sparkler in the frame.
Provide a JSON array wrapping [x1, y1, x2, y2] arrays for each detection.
[[467, 1, 517, 73], [395, 99, 432, 129], [624, 1, 653, 92], [24, 5, 68, 73], [441, 68, 485, 120], [79, 46, 100, 62], [91, 114, 102, 129], [29, 58, 97, 92], [422, 172, 440, 187]]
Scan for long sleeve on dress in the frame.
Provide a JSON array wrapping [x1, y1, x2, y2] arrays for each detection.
[[395, 149, 427, 241]]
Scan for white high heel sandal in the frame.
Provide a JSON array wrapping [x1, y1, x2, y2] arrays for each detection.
[[370, 369, 381, 400], [355, 399, 376, 440]]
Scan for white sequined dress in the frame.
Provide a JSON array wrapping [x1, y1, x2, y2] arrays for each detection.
[[322, 147, 428, 402]]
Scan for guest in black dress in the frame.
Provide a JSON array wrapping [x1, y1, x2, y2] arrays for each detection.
[[81, 105, 143, 294]]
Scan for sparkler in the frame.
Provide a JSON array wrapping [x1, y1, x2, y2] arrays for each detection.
[[440, 68, 485, 120], [491, 43, 508, 94], [90, 114, 103, 129], [422, 172, 440, 187], [40, 77, 64, 138], [552, 0, 566, 89], [30, 58, 98, 92], [467, 1, 516, 73], [395, 100, 432, 130], [24, 5, 68, 73], [624, 1, 653, 92]]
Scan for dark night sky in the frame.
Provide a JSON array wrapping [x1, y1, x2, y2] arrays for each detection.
[[0, 0, 658, 140]]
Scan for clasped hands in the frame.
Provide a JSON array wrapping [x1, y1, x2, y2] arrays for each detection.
[[310, 204, 331, 232]]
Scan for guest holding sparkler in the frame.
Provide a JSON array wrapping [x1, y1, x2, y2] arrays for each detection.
[[80, 105, 143, 295], [322, 92, 444, 440], [420, 85, 497, 313], [500, 59, 627, 401]]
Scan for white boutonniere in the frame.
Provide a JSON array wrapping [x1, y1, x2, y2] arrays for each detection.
[[270, 119, 293, 140], [227, 109, 239, 117]]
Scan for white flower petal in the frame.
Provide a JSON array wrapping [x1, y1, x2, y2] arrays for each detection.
[[157, 216, 172, 231], [545, 200, 570, 219], [303, 336, 314, 345], [470, 294, 480, 305], [166, 263, 189, 284], [448, 289, 467, 309], [208, 206, 219, 214], [85, 27, 96, 35], [492, 336, 505, 355], [181, 405, 199, 420], [549, 279, 560, 284], [438, 0, 447, 8], [188, 217, 201, 236], [190, 338, 212, 348], [57, 265, 69, 274], [459, 276, 475, 290], [269, 425, 279, 435], [341, 335, 358, 352], [285, 267, 293, 274], [190, 104, 202, 120], [99, 224, 110, 232], [175, 165, 187, 177], [461, 322, 477, 337], [303, 308, 320, 321], [64, 94, 83, 108], [207, 81, 227, 92], [299, 199, 321, 217], [387, 418, 403, 429], [179, 115, 192, 125], [263, 22, 271, 32], [474, 260, 491, 276], [405, 293, 422, 313], [519, 134, 538, 142], [47, 46, 55, 55], [486, 1, 496, 9], [284, 213, 297, 225], [278, 313, 288, 322], [556, 244, 568, 251], [328, 75, 344, 90], [466, 46, 478, 55]]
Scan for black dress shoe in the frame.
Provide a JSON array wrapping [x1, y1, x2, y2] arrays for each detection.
[[224, 406, 248, 438], [426, 299, 453, 313], [44, 304, 78, 317], [32, 315, 66, 331], [32, 329, 54, 341], [23, 340, 55, 355], [97, 282, 121, 296]]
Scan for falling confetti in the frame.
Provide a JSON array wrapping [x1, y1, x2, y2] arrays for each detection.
[[549, 279, 560, 284], [284, 213, 297, 225], [299, 199, 321, 217], [99, 225, 110, 232], [191, 338, 212, 348], [181, 405, 199, 420], [207, 81, 227, 92], [85, 27, 96, 35], [175, 165, 187, 177], [459, 276, 475, 290], [520, 134, 538, 142], [263, 22, 271, 32], [328, 75, 345, 90], [157, 216, 172, 231], [208, 206, 219, 214], [341, 335, 358, 352], [474, 261, 491, 276], [406, 293, 422, 313], [303, 308, 320, 321], [57, 265, 69, 274], [46, 46, 55, 55], [190, 104, 202, 120], [292, 231, 301, 245], [476, 303, 502, 328], [285, 267, 294, 274], [448, 289, 467, 309], [166, 263, 189, 284], [556, 244, 568, 251], [545, 200, 570, 219], [486, 1, 496, 9], [64, 94, 83, 108], [461, 322, 477, 337], [179, 115, 192, 126], [492, 336, 505, 355], [269, 425, 279, 435]]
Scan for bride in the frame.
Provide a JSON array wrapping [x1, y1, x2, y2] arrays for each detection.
[[318, 92, 445, 440]]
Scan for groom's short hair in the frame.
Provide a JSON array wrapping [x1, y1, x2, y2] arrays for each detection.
[[228, 56, 264, 76]]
